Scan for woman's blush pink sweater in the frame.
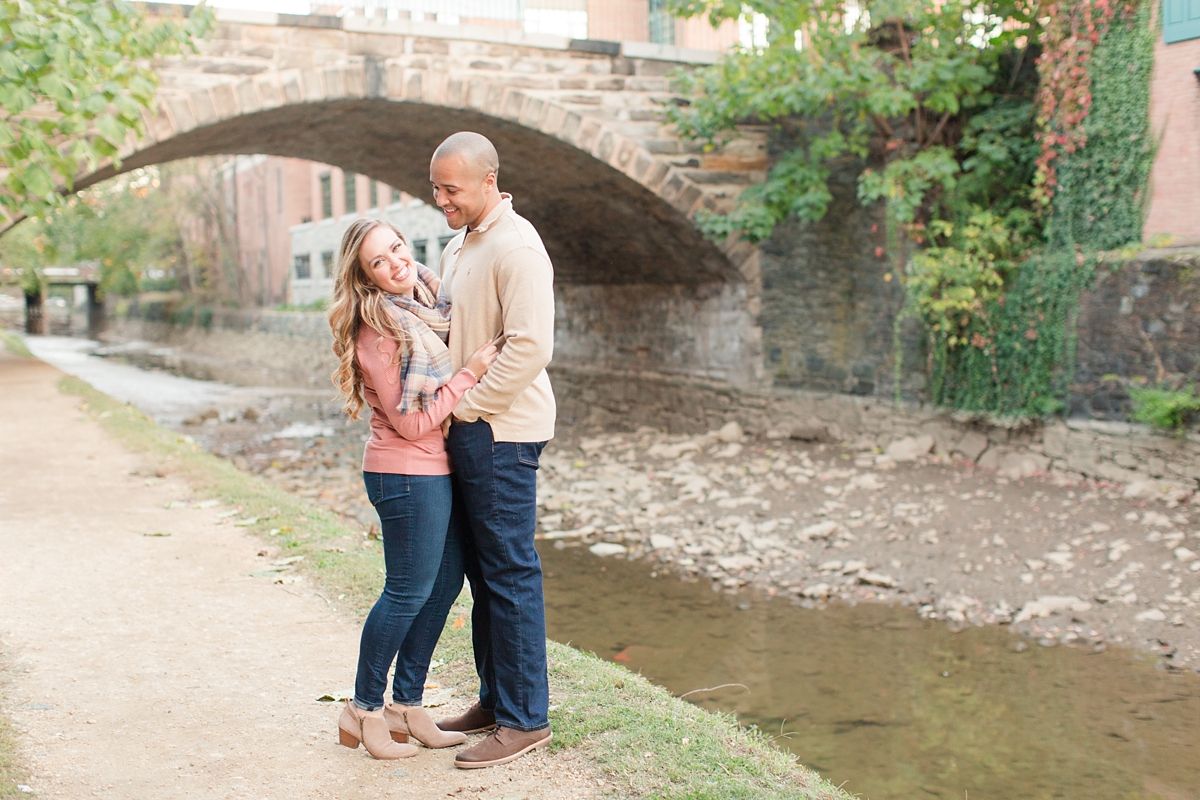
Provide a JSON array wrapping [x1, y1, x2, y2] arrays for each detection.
[[356, 324, 476, 475]]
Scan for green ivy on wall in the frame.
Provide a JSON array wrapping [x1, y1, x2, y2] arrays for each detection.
[[1049, 0, 1158, 251], [923, 0, 1157, 417]]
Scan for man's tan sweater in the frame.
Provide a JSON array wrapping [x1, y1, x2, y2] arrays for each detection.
[[440, 194, 556, 443]]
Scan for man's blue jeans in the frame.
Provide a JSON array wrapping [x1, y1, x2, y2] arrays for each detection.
[[447, 420, 549, 732], [354, 472, 465, 711]]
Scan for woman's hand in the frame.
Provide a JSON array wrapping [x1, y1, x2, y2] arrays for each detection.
[[464, 341, 498, 380]]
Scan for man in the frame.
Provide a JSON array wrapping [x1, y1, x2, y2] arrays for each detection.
[[429, 131, 556, 769]]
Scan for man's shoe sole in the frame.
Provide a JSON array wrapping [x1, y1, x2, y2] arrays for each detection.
[[454, 732, 552, 769]]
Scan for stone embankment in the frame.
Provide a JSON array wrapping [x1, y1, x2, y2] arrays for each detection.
[[527, 422, 1200, 669]]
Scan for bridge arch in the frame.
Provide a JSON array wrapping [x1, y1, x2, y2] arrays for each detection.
[[78, 12, 769, 382]]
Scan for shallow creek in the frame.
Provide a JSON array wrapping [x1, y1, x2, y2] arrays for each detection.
[[542, 543, 1199, 799], [29, 335, 1200, 799]]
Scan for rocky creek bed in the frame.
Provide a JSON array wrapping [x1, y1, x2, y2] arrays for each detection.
[[177, 393, 1200, 673]]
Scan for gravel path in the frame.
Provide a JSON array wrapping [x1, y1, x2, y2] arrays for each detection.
[[0, 353, 601, 799]]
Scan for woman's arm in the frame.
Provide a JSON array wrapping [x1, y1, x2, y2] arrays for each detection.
[[392, 370, 476, 440], [358, 332, 477, 440]]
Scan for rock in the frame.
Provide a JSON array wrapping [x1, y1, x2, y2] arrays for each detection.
[[1107, 539, 1131, 562], [857, 571, 897, 588], [846, 472, 884, 491], [1175, 547, 1198, 563], [588, 543, 627, 557], [797, 520, 841, 541], [818, 560, 843, 572], [842, 559, 867, 574], [800, 583, 831, 599], [999, 451, 1050, 478], [649, 534, 677, 550], [918, 529, 939, 545], [1013, 595, 1092, 623], [789, 425, 830, 442], [717, 554, 759, 571], [712, 443, 743, 459], [954, 431, 990, 462], [1043, 551, 1074, 570], [885, 435, 934, 462], [717, 421, 745, 443], [1134, 608, 1167, 622]]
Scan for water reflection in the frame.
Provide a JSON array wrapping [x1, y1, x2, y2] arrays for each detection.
[[540, 544, 1200, 800]]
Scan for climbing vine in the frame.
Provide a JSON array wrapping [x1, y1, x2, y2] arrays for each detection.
[[1046, 0, 1157, 249], [670, 0, 1157, 416]]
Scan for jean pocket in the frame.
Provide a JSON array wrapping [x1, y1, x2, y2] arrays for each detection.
[[516, 442, 543, 469]]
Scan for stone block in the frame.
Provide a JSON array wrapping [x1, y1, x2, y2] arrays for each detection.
[[789, 425, 831, 442], [1042, 423, 1068, 458], [886, 434, 934, 461], [919, 420, 960, 455], [235, 80, 261, 114], [167, 97, 197, 133], [977, 446, 1005, 471], [190, 89, 217, 125], [954, 431, 989, 462], [999, 451, 1049, 478]]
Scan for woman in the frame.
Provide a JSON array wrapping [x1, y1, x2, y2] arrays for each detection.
[[327, 218, 496, 760]]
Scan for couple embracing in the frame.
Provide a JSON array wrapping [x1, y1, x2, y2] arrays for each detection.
[[326, 132, 555, 769]]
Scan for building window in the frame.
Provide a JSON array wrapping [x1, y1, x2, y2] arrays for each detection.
[[320, 251, 334, 279], [1164, 0, 1200, 42], [294, 254, 312, 280], [369, 180, 378, 209], [344, 171, 357, 214], [649, 0, 675, 44], [391, 188, 402, 204], [438, 235, 455, 250], [319, 173, 332, 219], [411, 239, 427, 264]]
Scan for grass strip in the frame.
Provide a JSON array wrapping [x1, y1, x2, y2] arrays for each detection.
[[60, 375, 850, 800], [0, 650, 32, 799], [0, 332, 32, 359]]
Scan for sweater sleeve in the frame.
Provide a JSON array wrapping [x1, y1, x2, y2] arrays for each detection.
[[393, 370, 477, 440], [358, 334, 477, 440], [454, 245, 554, 422]]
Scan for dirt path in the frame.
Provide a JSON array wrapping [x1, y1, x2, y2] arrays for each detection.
[[0, 353, 601, 800]]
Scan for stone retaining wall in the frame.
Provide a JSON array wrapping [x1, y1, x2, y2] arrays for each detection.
[[552, 367, 1200, 500], [102, 305, 1200, 500]]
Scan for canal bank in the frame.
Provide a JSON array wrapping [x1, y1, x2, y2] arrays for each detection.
[[0, 347, 848, 799]]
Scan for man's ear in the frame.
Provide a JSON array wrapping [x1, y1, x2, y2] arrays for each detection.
[[484, 171, 497, 193]]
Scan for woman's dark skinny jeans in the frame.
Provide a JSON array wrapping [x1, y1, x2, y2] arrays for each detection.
[[353, 471, 465, 711]]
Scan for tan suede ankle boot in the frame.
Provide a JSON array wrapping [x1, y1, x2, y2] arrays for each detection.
[[338, 700, 419, 759], [385, 701, 468, 748]]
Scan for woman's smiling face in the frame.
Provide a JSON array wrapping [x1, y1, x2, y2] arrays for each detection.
[[359, 226, 418, 296]]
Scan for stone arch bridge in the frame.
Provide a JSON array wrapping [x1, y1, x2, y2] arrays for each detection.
[[85, 7, 771, 384]]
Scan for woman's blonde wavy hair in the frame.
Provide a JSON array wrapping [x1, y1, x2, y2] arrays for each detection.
[[327, 218, 411, 419]]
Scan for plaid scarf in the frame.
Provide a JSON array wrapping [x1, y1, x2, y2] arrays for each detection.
[[387, 265, 453, 415]]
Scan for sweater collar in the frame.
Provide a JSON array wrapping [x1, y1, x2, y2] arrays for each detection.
[[467, 193, 512, 235]]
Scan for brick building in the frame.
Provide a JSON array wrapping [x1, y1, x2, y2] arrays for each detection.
[[1145, 0, 1200, 245]]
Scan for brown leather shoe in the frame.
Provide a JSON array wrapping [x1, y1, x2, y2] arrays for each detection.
[[436, 702, 497, 735], [454, 726, 551, 769]]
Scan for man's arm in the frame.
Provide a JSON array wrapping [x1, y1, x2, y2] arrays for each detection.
[[453, 245, 553, 421]]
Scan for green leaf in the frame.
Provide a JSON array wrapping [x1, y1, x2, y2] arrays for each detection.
[[94, 114, 126, 147]]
